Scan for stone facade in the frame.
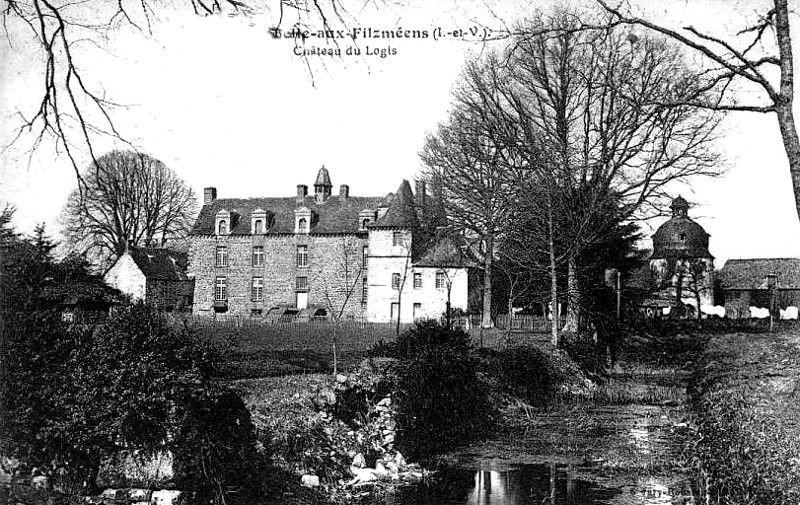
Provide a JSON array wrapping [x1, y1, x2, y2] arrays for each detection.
[[188, 167, 476, 322], [190, 234, 369, 318]]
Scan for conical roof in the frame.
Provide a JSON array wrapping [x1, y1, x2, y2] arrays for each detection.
[[372, 180, 419, 229]]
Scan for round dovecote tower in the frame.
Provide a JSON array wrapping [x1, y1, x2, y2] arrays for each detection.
[[649, 196, 715, 308]]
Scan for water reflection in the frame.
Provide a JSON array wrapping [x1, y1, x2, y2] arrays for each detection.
[[385, 463, 696, 505], [386, 463, 618, 505]]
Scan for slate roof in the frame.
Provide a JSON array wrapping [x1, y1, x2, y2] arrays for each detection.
[[315, 166, 332, 186], [415, 235, 478, 268], [719, 258, 800, 290], [651, 218, 711, 259], [372, 180, 419, 230], [191, 195, 389, 235], [128, 247, 190, 281], [40, 271, 125, 306]]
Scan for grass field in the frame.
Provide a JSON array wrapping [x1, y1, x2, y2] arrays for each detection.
[[692, 328, 800, 504], [189, 318, 551, 378]]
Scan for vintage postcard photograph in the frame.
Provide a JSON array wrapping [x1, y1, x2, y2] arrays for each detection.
[[2, 0, 800, 503]]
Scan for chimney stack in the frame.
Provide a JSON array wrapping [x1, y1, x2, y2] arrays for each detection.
[[297, 184, 308, 203], [415, 180, 427, 216], [339, 184, 349, 199], [204, 187, 217, 205]]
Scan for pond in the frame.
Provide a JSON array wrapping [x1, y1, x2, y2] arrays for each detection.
[[384, 463, 697, 504], [378, 367, 700, 505]]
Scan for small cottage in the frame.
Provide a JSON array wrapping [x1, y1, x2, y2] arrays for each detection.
[[105, 247, 194, 312], [718, 258, 800, 318]]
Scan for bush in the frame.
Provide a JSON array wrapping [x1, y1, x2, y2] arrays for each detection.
[[560, 331, 607, 377], [478, 346, 563, 403], [1, 301, 263, 501], [370, 320, 492, 459]]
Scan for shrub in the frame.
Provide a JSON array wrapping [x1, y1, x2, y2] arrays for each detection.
[[478, 346, 563, 403], [1, 301, 262, 501], [560, 331, 606, 377], [370, 320, 492, 459], [172, 384, 266, 502]]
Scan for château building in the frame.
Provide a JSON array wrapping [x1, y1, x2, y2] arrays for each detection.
[[187, 166, 477, 322]]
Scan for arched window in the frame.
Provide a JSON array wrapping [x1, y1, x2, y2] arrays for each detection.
[[218, 220, 228, 235], [298, 218, 307, 233], [362, 218, 369, 229], [254, 219, 263, 234]]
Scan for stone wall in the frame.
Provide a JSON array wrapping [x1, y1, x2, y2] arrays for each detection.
[[146, 280, 194, 312], [189, 234, 368, 318]]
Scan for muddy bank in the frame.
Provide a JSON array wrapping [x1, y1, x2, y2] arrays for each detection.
[[690, 329, 800, 504]]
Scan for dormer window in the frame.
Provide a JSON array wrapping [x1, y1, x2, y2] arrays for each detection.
[[294, 207, 312, 234], [251, 208, 268, 235], [215, 209, 231, 236], [359, 209, 377, 231]]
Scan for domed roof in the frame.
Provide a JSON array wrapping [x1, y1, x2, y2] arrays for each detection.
[[651, 196, 712, 259], [315, 165, 332, 187]]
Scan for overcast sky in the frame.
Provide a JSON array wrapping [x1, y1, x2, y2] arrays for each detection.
[[2, 0, 799, 265]]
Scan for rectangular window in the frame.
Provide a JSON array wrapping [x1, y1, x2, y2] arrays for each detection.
[[363, 246, 369, 268], [252, 246, 264, 267], [413, 272, 422, 289], [362, 277, 368, 305], [435, 272, 446, 290], [297, 245, 308, 267], [413, 303, 422, 320], [215, 246, 228, 267], [393, 231, 403, 247], [251, 277, 263, 301], [392, 273, 401, 290], [214, 276, 227, 301], [296, 276, 308, 291]]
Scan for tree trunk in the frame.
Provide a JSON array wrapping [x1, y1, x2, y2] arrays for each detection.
[[481, 234, 494, 328], [548, 200, 559, 346], [562, 256, 580, 333], [775, 103, 800, 225], [506, 285, 514, 341], [774, 0, 800, 224], [332, 325, 338, 375]]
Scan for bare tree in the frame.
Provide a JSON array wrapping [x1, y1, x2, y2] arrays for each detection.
[[3, 0, 370, 177], [420, 54, 525, 329], [321, 236, 364, 375], [597, 0, 800, 225], [393, 252, 411, 335], [61, 150, 197, 266], [674, 256, 711, 321], [499, 12, 721, 332]]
